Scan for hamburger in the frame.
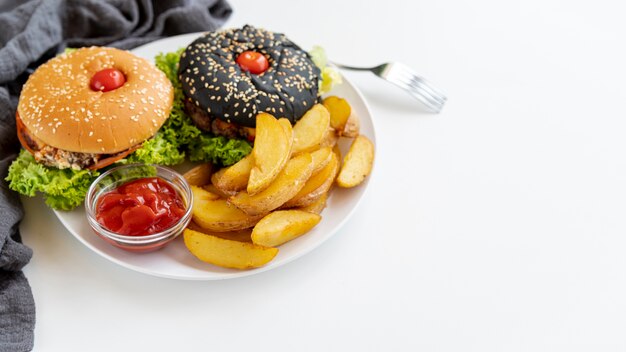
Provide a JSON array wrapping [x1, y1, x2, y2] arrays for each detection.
[[15, 47, 173, 171], [178, 25, 322, 140], [7, 47, 175, 210]]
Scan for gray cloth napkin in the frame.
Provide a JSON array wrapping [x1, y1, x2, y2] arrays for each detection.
[[0, 1, 231, 350]]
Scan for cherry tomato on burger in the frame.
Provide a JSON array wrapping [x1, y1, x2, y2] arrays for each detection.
[[236, 51, 269, 74], [90, 68, 126, 92]]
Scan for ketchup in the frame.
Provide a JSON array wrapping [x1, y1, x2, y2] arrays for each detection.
[[95, 177, 186, 236]]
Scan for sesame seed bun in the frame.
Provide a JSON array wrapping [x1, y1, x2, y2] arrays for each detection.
[[17, 47, 173, 154]]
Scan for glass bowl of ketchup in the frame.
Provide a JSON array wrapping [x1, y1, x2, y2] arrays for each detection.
[[85, 164, 193, 252]]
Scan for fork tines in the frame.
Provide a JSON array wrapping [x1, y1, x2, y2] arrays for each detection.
[[382, 62, 447, 113]]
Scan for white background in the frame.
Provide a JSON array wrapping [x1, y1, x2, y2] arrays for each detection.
[[20, 0, 626, 350]]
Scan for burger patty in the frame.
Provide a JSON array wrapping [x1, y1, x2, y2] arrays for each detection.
[[28, 139, 139, 171], [34, 145, 99, 170], [17, 113, 139, 170], [184, 98, 255, 140]]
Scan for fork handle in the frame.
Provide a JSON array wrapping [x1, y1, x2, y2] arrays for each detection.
[[331, 63, 381, 72]]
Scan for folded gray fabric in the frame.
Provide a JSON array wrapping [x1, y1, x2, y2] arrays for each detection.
[[0, 1, 231, 350]]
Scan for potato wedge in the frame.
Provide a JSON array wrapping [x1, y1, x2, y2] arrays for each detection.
[[187, 221, 252, 243], [320, 126, 339, 148], [296, 192, 328, 214], [337, 135, 375, 188], [248, 113, 292, 195], [310, 147, 333, 176], [278, 117, 295, 158], [211, 154, 254, 193], [251, 210, 322, 247], [191, 186, 264, 232], [332, 144, 342, 166], [202, 184, 236, 198], [184, 229, 278, 269], [230, 153, 314, 216], [283, 152, 339, 208], [184, 163, 213, 186], [278, 118, 294, 140], [342, 112, 360, 138], [193, 185, 220, 201], [291, 104, 330, 154], [322, 96, 351, 131]]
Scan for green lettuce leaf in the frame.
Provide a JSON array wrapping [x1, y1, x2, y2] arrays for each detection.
[[188, 134, 252, 166], [309, 45, 342, 95], [309, 45, 328, 68], [125, 133, 185, 165], [155, 48, 185, 85], [6, 150, 99, 210]]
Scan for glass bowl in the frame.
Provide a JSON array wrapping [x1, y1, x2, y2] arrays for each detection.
[[85, 164, 193, 253]]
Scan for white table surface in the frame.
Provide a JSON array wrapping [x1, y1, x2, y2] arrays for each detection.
[[21, 0, 626, 350]]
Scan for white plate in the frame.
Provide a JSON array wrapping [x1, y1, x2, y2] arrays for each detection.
[[54, 33, 376, 280]]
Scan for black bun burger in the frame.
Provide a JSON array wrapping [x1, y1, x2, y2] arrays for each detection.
[[178, 25, 321, 140]]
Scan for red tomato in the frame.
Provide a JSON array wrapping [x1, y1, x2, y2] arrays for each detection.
[[90, 68, 126, 92], [95, 177, 186, 236], [236, 51, 269, 74]]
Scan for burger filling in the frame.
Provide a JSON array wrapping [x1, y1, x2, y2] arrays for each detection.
[[17, 113, 139, 170], [184, 98, 255, 141], [34, 145, 99, 170]]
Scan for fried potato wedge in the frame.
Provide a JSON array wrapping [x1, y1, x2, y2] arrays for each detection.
[[230, 153, 314, 216], [337, 135, 375, 188], [202, 184, 236, 198], [283, 152, 339, 208], [193, 185, 220, 201], [292, 104, 330, 154], [322, 96, 351, 132], [310, 147, 333, 176], [211, 154, 254, 193], [332, 144, 342, 166], [184, 163, 213, 186], [187, 221, 253, 243], [184, 229, 278, 269], [191, 186, 264, 232], [248, 113, 293, 195], [278, 118, 294, 142], [296, 192, 328, 214], [342, 112, 360, 138], [320, 127, 339, 148], [251, 210, 322, 247]]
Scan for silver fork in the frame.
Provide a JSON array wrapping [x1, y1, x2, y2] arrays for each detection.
[[332, 62, 447, 113]]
